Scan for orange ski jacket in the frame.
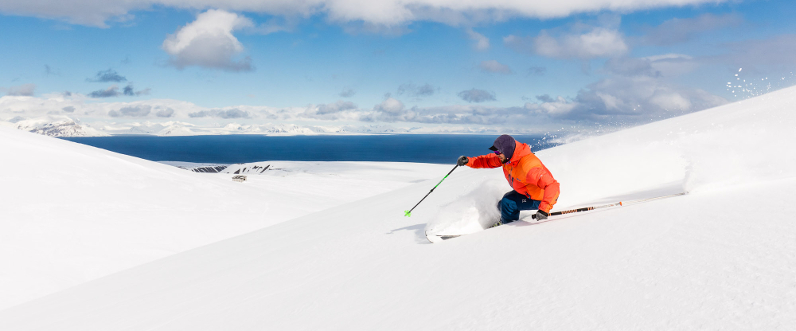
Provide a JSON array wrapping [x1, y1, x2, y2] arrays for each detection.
[[466, 141, 560, 213]]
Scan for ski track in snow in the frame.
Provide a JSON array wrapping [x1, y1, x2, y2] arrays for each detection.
[[2, 86, 796, 329]]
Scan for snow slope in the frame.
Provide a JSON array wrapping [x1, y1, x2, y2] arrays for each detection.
[[2, 86, 796, 329], [0, 128, 449, 309]]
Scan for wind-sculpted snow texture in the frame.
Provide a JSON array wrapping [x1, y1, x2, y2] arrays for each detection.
[[2, 87, 796, 330]]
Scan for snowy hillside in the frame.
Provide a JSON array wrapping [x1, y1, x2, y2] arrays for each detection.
[[0, 128, 449, 310], [2, 86, 796, 329]]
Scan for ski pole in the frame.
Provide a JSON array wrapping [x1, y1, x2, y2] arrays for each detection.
[[533, 192, 687, 219], [404, 164, 459, 217]]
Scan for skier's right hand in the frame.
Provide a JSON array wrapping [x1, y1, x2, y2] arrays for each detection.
[[457, 155, 469, 166]]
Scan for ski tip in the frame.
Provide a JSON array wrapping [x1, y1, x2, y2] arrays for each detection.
[[425, 230, 442, 243], [426, 230, 464, 243]]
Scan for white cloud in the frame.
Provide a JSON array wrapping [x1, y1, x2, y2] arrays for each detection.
[[0, 0, 732, 28], [162, 9, 254, 71], [458, 89, 496, 103], [543, 75, 726, 120], [156, 108, 175, 118], [317, 100, 357, 115], [466, 29, 490, 51], [397, 83, 436, 97], [506, 27, 628, 59], [3, 83, 36, 96], [339, 88, 356, 98], [479, 60, 512, 74], [640, 13, 743, 46], [720, 34, 796, 68], [188, 108, 251, 119], [603, 54, 699, 78], [87, 69, 127, 83], [374, 97, 405, 115], [88, 85, 122, 98], [109, 105, 151, 117]]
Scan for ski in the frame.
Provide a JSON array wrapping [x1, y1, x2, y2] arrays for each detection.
[[426, 192, 687, 243], [425, 230, 462, 243]]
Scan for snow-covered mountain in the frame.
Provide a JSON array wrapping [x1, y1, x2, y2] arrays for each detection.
[[1, 86, 796, 330], [2, 115, 547, 137], [10, 115, 107, 137]]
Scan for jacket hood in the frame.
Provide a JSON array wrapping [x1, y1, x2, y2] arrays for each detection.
[[508, 142, 531, 165]]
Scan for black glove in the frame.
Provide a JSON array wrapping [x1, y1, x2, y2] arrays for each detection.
[[457, 155, 469, 166], [534, 210, 548, 221]]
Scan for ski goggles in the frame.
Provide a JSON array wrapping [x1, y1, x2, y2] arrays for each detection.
[[493, 150, 502, 155]]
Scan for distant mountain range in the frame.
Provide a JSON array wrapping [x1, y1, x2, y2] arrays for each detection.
[[8, 115, 107, 137], [2, 115, 505, 137]]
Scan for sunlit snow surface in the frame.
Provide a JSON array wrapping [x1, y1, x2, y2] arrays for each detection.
[[0, 136, 450, 309], [2, 86, 796, 329]]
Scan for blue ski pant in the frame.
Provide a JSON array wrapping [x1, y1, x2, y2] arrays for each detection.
[[498, 190, 541, 224]]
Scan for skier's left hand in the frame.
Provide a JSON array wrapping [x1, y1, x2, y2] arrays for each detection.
[[534, 210, 548, 221]]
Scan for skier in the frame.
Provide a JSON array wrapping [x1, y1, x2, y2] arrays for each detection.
[[457, 134, 560, 225]]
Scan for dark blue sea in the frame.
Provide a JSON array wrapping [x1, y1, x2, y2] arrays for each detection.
[[61, 134, 557, 164]]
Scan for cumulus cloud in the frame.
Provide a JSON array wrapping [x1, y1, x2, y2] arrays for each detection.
[[603, 57, 662, 77], [0, 0, 730, 29], [189, 108, 250, 119], [374, 97, 405, 115], [361, 97, 420, 122], [87, 69, 127, 82], [505, 27, 628, 59], [640, 13, 742, 46], [123, 85, 135, 96], [89, 84, 149, 98], [341, 21, 412, 36], [570, 76, 724, 119], [604, 54, 698, 78], [523, 61, 725, 122], [317, 100, 358, 115], [466, 28, 490, 51], [458, 89, 496, 103], [4, 83, 36, 96], [339, 88, 356, 98], [88, 86, 121, 98], [62, 106, 76, 113], [719, 34, 796, 69], [156, 108, 175, 118], [397, 83, 436, 97], [122, 84, 151, 96], [162, 9, 255, 72], [109, 105, 151, 117], [480, 60, 512, 74]]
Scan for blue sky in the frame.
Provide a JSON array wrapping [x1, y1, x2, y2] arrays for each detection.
[[2, 0, 796, 134]]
